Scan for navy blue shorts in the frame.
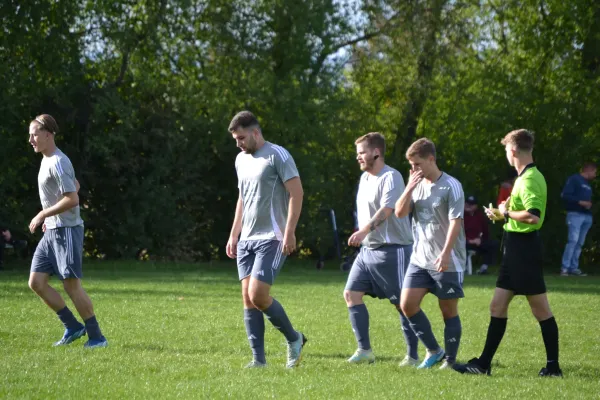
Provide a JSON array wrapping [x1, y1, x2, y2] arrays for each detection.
[[237, 240, 286, 285], [31, 226, 84, 280], [344, 244, 412, 305], [403, 263, 464, 299]]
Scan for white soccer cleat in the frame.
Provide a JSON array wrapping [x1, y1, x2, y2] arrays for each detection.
[[399, 355, 419, 367], [347, 348, 376, 364]]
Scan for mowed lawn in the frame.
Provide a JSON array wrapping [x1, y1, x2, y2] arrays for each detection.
[[1, 260, 599, 399]]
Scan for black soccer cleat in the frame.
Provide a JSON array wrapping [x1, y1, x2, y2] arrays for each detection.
[[539, 367, 563, 377], [452, 358, 491, 376]]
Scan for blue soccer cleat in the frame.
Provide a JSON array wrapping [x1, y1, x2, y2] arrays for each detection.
[[84, 336, 108, 349], [417, 348, 445, 369], [53, 326, 86, 346]]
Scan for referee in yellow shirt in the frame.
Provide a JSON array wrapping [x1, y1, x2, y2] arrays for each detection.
[[453, 129, 562, 377]]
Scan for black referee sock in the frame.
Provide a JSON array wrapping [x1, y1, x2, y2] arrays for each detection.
[[539, 316, 560, 371], [478, 316, 507, 369]]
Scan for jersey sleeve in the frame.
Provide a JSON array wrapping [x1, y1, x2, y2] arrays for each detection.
[[380, 171, 404, 209], [272, 146, 300, 183], [447, 178, 465, 219], [52, 157, 77, 194], [520, 177, 545, 212]]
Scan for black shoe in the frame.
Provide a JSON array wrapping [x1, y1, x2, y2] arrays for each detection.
[[452, 358, 491, 375], [539, 367, 563, 377]]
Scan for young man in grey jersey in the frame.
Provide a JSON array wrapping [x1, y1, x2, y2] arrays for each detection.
[[344, 133, 419, 366], [395, 138, 466, 369], [225, 111, 306, 368], [28, 114, 107, 348]]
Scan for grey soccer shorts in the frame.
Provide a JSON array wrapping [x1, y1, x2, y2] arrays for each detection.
[[31, 226, 84, 280], [344, 244, 412, 305], [237, 240, 286, 285], [403, 263, 465, 299]]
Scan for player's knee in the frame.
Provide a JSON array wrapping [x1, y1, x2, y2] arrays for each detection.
[[530, 304, 552, 321], [28, 276, 45, 293], [400, 301, 418, 317], [343, 290, 353, 306], [343, 290, 364, 307], [248, 291, 270, 310], [489, 300, 508, 317], [62, 278, 81, 294]]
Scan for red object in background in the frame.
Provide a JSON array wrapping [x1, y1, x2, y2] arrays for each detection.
[[497, 182, 513, 206]]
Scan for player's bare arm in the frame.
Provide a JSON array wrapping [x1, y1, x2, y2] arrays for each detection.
[[283, 177, 303, 256], [348, 207, 393, 247], [226, 192, 244, 259], [435, 218, 462, 272], [29, 191, 79, 233], [395, 169, 423, 218]]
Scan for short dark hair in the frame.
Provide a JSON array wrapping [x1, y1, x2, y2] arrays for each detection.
[[406, 138, 436, 159], [501, 129, 534, 152], [582, 161, 597, 171], [228, 111, 260, 133], [355, 132, 385, 155], [31, 114, 59, 135]]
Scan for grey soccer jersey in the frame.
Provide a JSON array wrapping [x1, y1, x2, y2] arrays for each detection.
[[38, 148, 83, 229], [236, 142, 299, 241], [410, 172, 466, 272], [356, 165, 413, 249]]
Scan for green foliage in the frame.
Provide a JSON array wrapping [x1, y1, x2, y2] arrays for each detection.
[[0, 0, 599, 266]]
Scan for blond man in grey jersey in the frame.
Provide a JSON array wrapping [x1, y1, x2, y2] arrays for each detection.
[[28, 114, 106, 348]]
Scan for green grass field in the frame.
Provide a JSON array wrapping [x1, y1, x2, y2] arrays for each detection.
[[1, 260, 599, 399]]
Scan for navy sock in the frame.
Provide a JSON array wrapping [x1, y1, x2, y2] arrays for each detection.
[[244, 308, 266, 363], [349, 304, 371, 350], [56, 306, 81, 330], [398, 309, 418, 359], [263, 299, 298, 343], [407, 310, 440, 352], [444, 315, 462, 363], [84, 315, 103, 341]]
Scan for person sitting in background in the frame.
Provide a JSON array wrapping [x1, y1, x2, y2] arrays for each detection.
[[0, 225, 28, 270], [464, 196, 497, 275]]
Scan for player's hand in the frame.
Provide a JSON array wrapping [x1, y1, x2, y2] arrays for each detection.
[[469, 238, 481, 246], [29, 211, 46, 234], [42, 224, 46, 233], [282, 233, 296, 256], [348, 229, 368, 247], [435, 252, 451, 272], [579, 200, 592, 210], [406, 169, 424, 191], [226, 236, 238, 259]]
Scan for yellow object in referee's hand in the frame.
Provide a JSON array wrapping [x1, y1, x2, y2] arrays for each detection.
[[484, 203, 505, 223]]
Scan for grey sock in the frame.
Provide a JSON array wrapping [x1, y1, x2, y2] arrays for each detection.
[[349, 304, 371, 350], [398, 309, 418, 359], [407, 310, 440, 351], [263, 299, 298, 343], [244, 308, 266, 363], [444, 315, 462, 363]]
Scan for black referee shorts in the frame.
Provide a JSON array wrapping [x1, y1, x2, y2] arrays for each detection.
[[496, 230, 546, 295]]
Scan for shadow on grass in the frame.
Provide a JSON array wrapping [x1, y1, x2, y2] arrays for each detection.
[[308, 352, 402, 363], [2, 261, 599, 294]]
